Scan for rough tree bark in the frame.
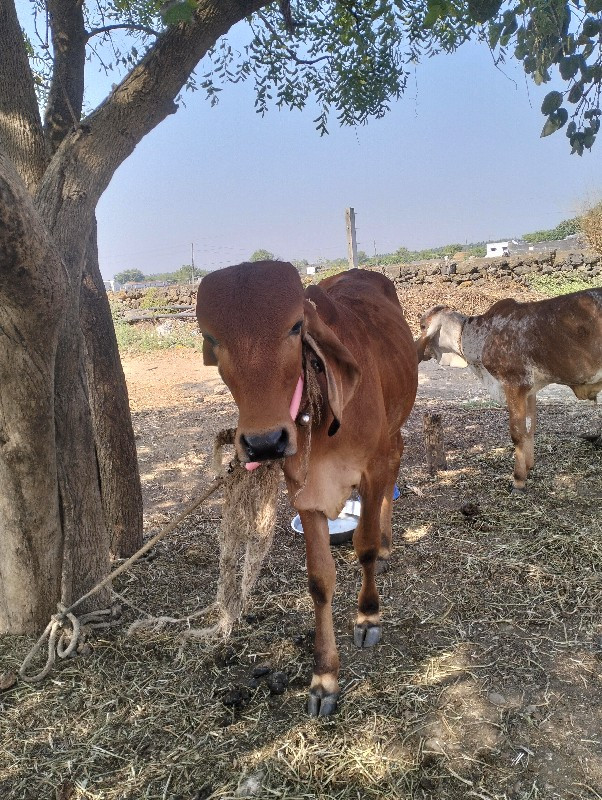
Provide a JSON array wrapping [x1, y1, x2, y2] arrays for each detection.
[[81, 220, 143, 557], [0, 0, 270, 633], [0, 154, 67, 631]]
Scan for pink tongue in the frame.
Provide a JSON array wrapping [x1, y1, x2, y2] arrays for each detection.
[[245, 375, 304, 471]]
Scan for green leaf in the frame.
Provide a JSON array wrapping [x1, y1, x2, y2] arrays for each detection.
[[583, 132, 597, 148], [567, 82, 583, 103], [582, 17, 601, 37], [467, 0, 503, 24], [541, 90, 563, 114], [540, 108, 568, 137], [488, 21, 504, 49], [514, 42, 528, 60], [161, 0, 194, 24], [559, 56, 579, 80], [523, 55, 537, 74], [423, 7, 442, 28], [541, 117, 560, 137], [502, 14, 518, 36]]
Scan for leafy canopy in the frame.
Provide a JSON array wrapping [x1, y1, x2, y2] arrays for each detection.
[[249, 249, 277, 262], [114, 269, 145, 283], [23, 0, 602, 152], [522, 216, 580, 242]]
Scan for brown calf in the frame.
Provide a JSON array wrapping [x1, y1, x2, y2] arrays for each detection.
[[196, 261, 417, 715], [415, 289, 602, 490]]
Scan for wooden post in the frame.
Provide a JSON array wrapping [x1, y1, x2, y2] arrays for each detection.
[[423, 412, 447, 475], [345, 207, 358, 270]]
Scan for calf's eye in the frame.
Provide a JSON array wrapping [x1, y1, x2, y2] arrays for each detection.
[[289, 320, 303, 336]]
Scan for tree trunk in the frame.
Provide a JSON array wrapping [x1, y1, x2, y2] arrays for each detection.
[[0, 0, 271, 633], [0, 155, 66, 632], [80, 219, 143, 557], [54, 256, 112, 611]]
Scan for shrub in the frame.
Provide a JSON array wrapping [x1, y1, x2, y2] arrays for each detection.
[[526, 272, 600, 296], [113, 320, 202, 353], [578, 201, 602, 255]]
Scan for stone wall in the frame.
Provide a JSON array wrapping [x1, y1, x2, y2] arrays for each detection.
[[376, 249, 602, 287], [110, 284, 197, 308], [109, 249, 602, 309]]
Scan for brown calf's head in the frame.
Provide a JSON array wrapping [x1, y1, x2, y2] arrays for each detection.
[[197, 260, 305, 465], [196, 261, 360, 467], [415, 305, 468, 367]]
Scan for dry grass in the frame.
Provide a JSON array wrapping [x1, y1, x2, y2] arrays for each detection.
[[579, 201, 602, 256], [1, 280, 601, 800]]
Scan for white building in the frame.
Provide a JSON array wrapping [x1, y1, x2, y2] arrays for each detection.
[[486, 242, 510, 258]]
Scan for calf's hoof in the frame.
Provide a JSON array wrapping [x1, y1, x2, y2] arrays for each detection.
[[509, 484, 526, 495], [307, 688, 338, 717], [354, 622, 382, 648]]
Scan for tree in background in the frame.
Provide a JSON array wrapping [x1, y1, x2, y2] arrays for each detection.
[[114, 269, 146, 283], [170, 264, 208, 282], [4, 0, 602, 635], [522, 217, 580, 242], [249, 249, 277, 262]]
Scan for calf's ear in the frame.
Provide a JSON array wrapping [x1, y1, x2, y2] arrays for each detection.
[[415, 335, 430, 363], [303, 299, 360, 435]]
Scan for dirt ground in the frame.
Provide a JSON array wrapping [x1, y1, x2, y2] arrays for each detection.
[[1, 280, 602, 800]]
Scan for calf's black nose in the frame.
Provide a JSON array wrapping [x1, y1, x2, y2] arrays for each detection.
[[241, 428, 289, 461]]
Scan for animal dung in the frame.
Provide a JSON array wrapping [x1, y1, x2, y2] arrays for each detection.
[[266, 671, 289, 695]]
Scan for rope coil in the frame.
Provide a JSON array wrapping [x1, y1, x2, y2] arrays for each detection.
[[18, 475, 225, 683]]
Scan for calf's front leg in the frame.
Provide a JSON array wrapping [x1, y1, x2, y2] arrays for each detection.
[[299, 510, 340, 717]]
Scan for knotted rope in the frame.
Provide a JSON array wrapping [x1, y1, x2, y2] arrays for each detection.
[[18, 475, 225, 682]]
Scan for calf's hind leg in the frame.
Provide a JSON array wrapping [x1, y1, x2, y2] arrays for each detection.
[[378, 431, 404, 563], [505, 385, 535, 492]]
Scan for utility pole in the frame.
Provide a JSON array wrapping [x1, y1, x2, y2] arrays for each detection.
[[345, 207, 358, 270], [191, 242, 195, 284]]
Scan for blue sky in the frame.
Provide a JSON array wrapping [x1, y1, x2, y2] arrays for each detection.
[[19, 8, 602, 278]]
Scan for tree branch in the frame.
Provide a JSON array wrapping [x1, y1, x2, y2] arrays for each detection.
[[256, 11, 330, 66], [44, 0, 87, 154], [86, 23, 160, 39], [0, 0, 47, 190], [35, 0, 270, 279]]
